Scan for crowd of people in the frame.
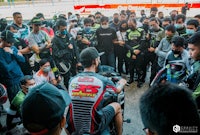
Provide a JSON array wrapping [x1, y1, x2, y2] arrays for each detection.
[[0, 6, 200, 134]]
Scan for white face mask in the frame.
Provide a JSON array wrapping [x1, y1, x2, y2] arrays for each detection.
[[101, 24, 109, 29], [28, 84, 36, 90]]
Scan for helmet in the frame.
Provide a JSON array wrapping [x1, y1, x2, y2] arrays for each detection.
[[0, 83, 7, 104], [166, 60, 187, 83]]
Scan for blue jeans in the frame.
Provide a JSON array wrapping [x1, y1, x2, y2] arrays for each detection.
[[100, 52, 115, 69]]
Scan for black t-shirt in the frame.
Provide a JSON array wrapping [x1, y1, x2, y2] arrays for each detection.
[[96, 27, 117, 53]]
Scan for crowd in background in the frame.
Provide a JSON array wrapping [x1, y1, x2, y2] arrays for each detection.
[[0, 6, 200, 134]]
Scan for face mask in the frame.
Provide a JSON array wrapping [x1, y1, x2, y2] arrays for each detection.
[[84, 26, 91, 33], [114, 18, 119, 23], [172, 50, 181, 57], [71, 22, 77, 25], [143, 24, 149, 30], [150, 26, 159, 31], [170, 14, 176, 20], [60, 29, 67, 35], [186, 29, 195, 35], [28, 84, 36, 90], [175, 24, 183, 29], [25, 84, 36, 93], [96, 18, 101, 23], [166, 35, 173, 42], [43, 66, 51, 73], [101, 24, 109, 29], [120, 27, 127, 31], [129, 26, 136, 31], [150, 14, 156, 18], [162, 25, 169, 30]]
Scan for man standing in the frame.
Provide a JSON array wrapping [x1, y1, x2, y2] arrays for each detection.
[[27, 16, 51, 71], [155, 25, 176, 70], [6, 12, 31, 75], [181, 2, 190, 16], [76, 18, 97, 53], [146, 17, 164, 84], [52, 19, 79, 88], [96, 16, 118, 68], [174, 14, 186, 35], [126, 18, 147, 87], [0, 30, 25, 102], [7, 12, 30, 40], [109, 13, 120, 31]]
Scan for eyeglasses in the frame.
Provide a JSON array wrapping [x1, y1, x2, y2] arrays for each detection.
[[143, 128, 155, 135]]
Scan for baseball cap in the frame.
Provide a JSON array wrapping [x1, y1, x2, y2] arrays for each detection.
[[80, 47, 104, 64], [31, 16, 42, 25], [0, 30, 18, 43], [21, 82, 71, 134], [36, 13, 45, 19]]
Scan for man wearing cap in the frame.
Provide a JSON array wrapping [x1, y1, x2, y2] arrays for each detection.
[[0, 30, 25, 102], [68, 47, 126, 135], [36, 13, 54, 39], [21, 82, 71, 135], [27, 16, 51, 71]]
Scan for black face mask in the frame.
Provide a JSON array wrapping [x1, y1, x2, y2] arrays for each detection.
[[170, 14, 176, 20], [150, 14, 156, 18], [120, 27, 127, 31], [129, 26, 136, 31], [143, 24, 149, 31], [114, 18, 119, 24], [162, 25, 169, 30], [172, 50, 181, 55]]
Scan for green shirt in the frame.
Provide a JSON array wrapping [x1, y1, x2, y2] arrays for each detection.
[[191, 61, 200, 98], [11, 90, 26, 114]]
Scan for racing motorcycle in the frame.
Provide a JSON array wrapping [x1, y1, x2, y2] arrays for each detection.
[[67, 65, 130, 135]]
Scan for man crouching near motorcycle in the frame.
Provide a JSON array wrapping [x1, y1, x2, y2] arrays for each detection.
[[67, 47, 127, 135]]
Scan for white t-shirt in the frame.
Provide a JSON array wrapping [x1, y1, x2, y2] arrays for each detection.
[[116, 31, 126, 41], [34, 69, 55, 85]]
